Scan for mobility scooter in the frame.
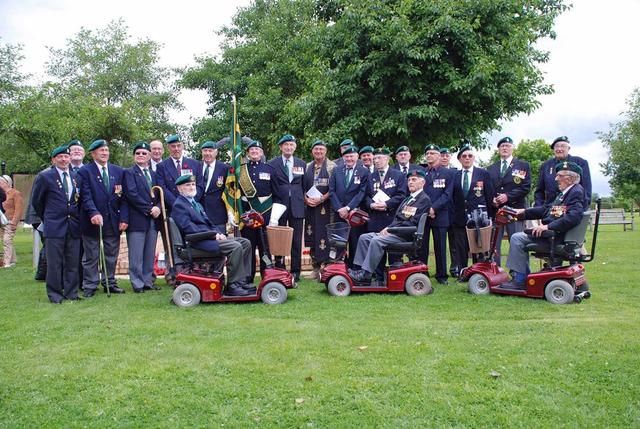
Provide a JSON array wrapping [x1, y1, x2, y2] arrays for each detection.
[[320, 211, 433, 297], [460, 199, 601, 304], [170, 210, 294, 307]]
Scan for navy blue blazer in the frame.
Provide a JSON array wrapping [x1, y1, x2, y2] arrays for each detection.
[[123, 165, 160, 232], [268, 156, 306, 219], [156, 156, 202, 210], [534, 155, 591, 210], [526, 184, 585, 240], [78, 162, 128, 237], [387, 190, 432, 239], [422, 166, 454, 228], [364, 167, 407, 232], [487, 158, 531, 209], [171, 195, 221, 253], [329, 163, 370, 212], [198, 160, 230, 225], [452, 167, 496, 227], [31, 168, 81, 239]]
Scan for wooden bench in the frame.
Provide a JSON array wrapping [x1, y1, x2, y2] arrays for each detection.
[[592, 208, 634, 231]]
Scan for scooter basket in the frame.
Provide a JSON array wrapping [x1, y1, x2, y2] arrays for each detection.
[[466, 226, 493, 254], [267, 225, 294, 256]]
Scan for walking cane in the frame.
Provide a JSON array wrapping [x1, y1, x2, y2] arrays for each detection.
[[151, 185, 174, 273], [99, 224, 110, 297]]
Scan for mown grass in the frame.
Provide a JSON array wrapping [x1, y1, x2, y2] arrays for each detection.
[[1, 226, 639, 428]]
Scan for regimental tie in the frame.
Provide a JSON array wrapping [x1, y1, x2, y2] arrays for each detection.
[[175, 159, 181, 173], [101, 166, 110, 191], [191, 200, 204, 216], [500, 160, 508, 177], [62, 171, 70, 201], [143, 168, 152, 189], [379, 170, 385, 181], [345, 167, 353, 187], [463, 170, 470, 197], [402, 166, 407, 175], [204, 164, 211, 191], [400, 195, 413, 209], [286, 159, 292, 182]]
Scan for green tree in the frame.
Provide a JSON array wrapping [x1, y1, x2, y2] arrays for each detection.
[[600, 88, 640, 207], [182, 0, 568, 158], [0, 39, 27, 104]]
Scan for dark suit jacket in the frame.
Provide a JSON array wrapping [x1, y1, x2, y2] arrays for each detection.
[[198, 161, 230, 225], [535, 155, 591, 210], [123, 165, 159, 232], [32, 168, 81, 239], [422, 166, 454, 227], [268, 156, 306, 219], [388, 190, 432, 239], [171, 195, 222, 253], [78, 162, 128, 237], [156, 156, 202, 210], [452, 167, 496, 227], [391, 163, 422, 175], [329, 163, 370, 212], [364, 167, 407, 232], [488, 157, 531, 209], [526, 184, 585, 240]]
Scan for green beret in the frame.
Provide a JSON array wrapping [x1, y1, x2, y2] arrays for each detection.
[[374, 147, 391, 156], [395, 145, 410, 155], [358, 145, 374, 154], [311, 139, 326, 149], [551, 136, 570, 149], [201, 140, 216, 149], [247, 140, 262, 149], [175, 174, 196, 186], [342, 145, 358, 155], [457, 144, 474, 160], [497, 136, 513, 147], [89, 139, 108, 152], [278, 134, 296, 145], [407, 168, 426, 179], [51, 145, 70, 158], [165, 134, 182, 144], [132, 141, 150, 153], [439, 147, 450, 155], [424, 143, 440, 153], [340, 139, 354, 147], [67, 139, 83, 148], [555, 161, 583, 176]]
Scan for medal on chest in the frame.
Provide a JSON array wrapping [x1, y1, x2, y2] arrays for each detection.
[[402, 205, 417, 218], [550, 205, 566, 218]]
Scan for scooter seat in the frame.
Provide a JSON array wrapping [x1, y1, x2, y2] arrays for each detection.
[[386, 242, 415, 252]]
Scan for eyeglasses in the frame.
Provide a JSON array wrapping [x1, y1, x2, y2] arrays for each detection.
[[460, 154, 474, 158], [134, 152, 147, 156]]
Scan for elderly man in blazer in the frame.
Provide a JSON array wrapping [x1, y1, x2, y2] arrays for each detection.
[[156, 134, 202, 213], [349, 169, 432, 282], [31, 146, 82, 303], [268, 134, 307, 282], [123, 142, 162, 293], [197, 140, 230, 233], [78, 139, 129, 297]]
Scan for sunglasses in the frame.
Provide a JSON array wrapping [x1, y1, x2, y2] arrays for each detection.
[[460, 154, 474, 158], [134, 151, 148, 156]]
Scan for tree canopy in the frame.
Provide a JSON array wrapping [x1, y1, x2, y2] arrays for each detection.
[[181, 0, 568, 158], [600, 88, 640, 207]]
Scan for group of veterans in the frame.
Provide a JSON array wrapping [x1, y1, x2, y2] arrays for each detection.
[[28, 132, 591, 303]]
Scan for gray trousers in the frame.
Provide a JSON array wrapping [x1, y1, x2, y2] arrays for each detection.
[[218, 237, 253, 284], [45, 235, 81, 302], [82, 232, 120, 290], [493, 219, 524, 266], [126, 221, 157, 291], [353, 232, 405, 273], [506, 231, 547, 274]]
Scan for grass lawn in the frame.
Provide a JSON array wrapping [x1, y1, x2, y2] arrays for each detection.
[[1, 226, 639, 428]]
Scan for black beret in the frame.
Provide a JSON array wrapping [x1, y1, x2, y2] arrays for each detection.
[[132, 141, 150, 153], [407, 168, 426, 179], [395, 145, 410, 155], [439, 147, 451, 155], [424, 143, 440, 153], [551, 136, 570, 149], [497, 136, 513, 147], [457, 144, 474, 160], [247, 140, 263, 149]]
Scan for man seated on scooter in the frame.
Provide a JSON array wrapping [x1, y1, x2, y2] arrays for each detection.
[[171, 174, 256, 297], [349, 169, 431, 283], [504, 161, 585, 289]]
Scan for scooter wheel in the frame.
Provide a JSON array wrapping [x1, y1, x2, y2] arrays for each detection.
[[468, 274, 490, 295], [327, 275, 351, 297], [544, 279, 574, 305], [404, 273, 433, 296], [261, 282, 288, 305], [172, 283, 201, 308]]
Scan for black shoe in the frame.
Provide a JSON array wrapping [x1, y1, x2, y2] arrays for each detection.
[[347, 268, 360, 278], [83, 289, 97, 298], [351, 270, 372, 282], [133, 288, 145, 293], [436, 279, 449, 285], [241, 283, 257, 292], [104, 286, 125, 294], [143, 284, 161, 291], [292, 273, 300, 282], [224, 283, 252, 297]]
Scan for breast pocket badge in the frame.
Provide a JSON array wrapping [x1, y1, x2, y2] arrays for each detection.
[[402, 205, 417, 218]]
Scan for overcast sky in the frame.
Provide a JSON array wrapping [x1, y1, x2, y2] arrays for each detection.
[[2, 0, 639, 196]]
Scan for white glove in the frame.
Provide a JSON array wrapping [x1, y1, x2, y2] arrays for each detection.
[[227, 212, 237, 228], [269, 220, 278, 227]]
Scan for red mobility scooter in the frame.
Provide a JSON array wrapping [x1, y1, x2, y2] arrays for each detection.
[[460, 199, 601, 304], [319, 211, 433, 297], [170, 211, 294, 307]]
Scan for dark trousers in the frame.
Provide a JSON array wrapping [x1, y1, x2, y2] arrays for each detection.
[[241, 226, 270, 283], [447, 226, 457, 274], [275, 211, 303, 276], [45, 234, 81, 303], [452, 226, 470, 272], [420, 225, 448, 281]]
